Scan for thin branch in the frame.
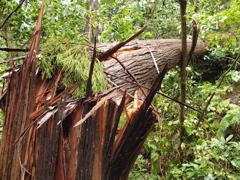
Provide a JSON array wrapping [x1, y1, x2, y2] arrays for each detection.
[[16, 122, 36, 175], [195, 55, 239, 129], [0, 56, 26, 64], [107, 78, 138, 102], [105, 72, 201, 113], [110, 55, 148, 99], [1, 29, 35, 68], [188, 19, 200, 63], [98, 26, 147, 61], [0, 64, 22, 74], [0, 0, 26, 29], [0, 34, 7, 40], [86, 36, 97, 98], [13, 119, 37, 145], [0, 48, 28, 52]]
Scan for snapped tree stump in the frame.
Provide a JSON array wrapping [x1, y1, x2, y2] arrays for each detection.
[[0, 3, 208, 180]]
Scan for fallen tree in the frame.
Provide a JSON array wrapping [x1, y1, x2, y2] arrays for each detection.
[[0, 2, 207, 180], [100, 38, 207, 97]]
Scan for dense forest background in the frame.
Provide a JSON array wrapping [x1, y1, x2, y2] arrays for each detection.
[[0, 0, 239, 179]]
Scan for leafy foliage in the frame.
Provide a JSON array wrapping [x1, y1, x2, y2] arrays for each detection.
[[128, 1, 239, 178], [169, 136, 240, 179], [217, 104, 240, 138], [38, 37, 107, 97], [97, 0, 180, 42], [190, 0, 240, 81]]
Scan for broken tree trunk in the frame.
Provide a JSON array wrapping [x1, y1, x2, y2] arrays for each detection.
[[99, 39, 207, 97], [0, 62, 166, 180], [0, 39, 207, 180], [0, 3, 208, 179]]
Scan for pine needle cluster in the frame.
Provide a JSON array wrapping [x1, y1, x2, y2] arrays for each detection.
[[37, 37, 107, 97]]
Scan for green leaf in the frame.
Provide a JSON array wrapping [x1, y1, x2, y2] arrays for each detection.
[[230, 160, 240, 168], [226, 134, 233, 142], [217, 107, 240, 138]]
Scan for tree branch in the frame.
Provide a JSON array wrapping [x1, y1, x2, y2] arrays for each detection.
[[195, 55, 239, 129], [98, 26, 147, 61], [0, 56, 26, 65], [188, 19, 200, 63], [0, 47, 28, 52], [86, 36, 97, 98], [0, 0, 26, 29], [105, 71, 202, 113], [110, 55, 148, 99]]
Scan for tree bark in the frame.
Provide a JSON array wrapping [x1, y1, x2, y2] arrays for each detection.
[[179, 0, 188, 161], [87, 0, 99, 43], [100, 39, 207, 97]]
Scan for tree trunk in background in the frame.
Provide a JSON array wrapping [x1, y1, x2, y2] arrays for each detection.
[[88, 0, 99, 43], [179, 0, 188, 162]]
